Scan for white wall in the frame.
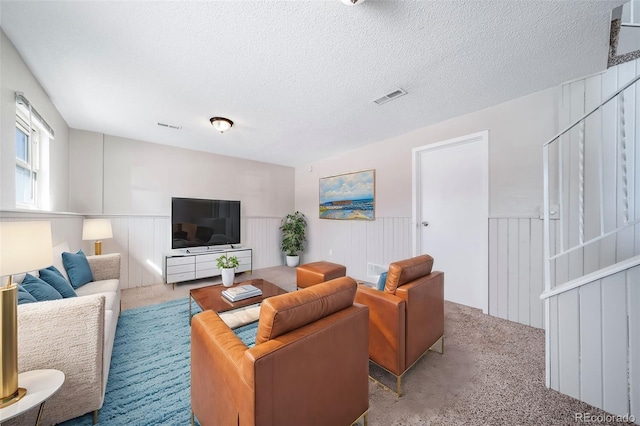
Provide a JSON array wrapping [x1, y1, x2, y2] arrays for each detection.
[[67, 130, 296, 286], [69, 131, 295, 217], [0, 30, 70, 212], [297, 86, 558, 221], [68, 129, 103, 215], [295, 87, 559, 289]]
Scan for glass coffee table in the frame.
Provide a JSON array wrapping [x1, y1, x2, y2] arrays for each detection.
[[189, 278, 287, 324]]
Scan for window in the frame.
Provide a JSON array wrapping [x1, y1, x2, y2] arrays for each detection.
[[15, 93, 53, 210], [15, 114, 40, 206]]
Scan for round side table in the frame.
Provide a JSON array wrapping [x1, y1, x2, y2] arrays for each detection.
[[0, 369, 65, 426]]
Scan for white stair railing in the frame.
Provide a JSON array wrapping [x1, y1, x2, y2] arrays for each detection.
[[541, 72, 640, 389], [543, 73, 640, 293]]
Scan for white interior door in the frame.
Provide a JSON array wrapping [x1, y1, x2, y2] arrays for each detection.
[[412, 131, 488, 312]]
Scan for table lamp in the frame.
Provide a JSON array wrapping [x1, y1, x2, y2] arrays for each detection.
[[82, 219, 112, 255], [0, 221, 53, 408]]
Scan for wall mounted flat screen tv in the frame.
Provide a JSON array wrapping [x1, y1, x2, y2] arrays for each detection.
[[171, 197, 241, 249]]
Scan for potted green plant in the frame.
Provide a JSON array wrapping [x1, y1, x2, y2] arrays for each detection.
[[217, 254, 239, 287], [279, 211, 307, 267]]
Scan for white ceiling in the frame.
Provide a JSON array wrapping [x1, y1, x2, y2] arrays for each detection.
[[0, 0, 625, 167]]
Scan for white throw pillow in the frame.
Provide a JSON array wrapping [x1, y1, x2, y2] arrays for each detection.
[[11, 272, 37, 284]]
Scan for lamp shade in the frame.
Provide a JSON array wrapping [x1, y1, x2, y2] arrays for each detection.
[[82, 219, 113, 240], [0, 221, 53, 277]]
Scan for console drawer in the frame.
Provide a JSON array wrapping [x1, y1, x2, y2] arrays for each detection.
[[237, 263, 251, 273], [166, 271, 196, 283], [196, 260, 218, 271], [196, 254, 218, 263], [167, 263, 195, 275], [166, 256, 195, 267], [195, 268, 220, 279]]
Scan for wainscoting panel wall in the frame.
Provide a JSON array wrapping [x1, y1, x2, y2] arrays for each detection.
[[241, 217, 283, 270], [308, 217, 413, 283], [93, 215, 283, 289], [315, 216, 548, 329], [1, 212, 283, 289], [102, 216, 171, 289], [547, 264, 640, 421], [2, 211, 557, 332], [488, 217, 546, 329]]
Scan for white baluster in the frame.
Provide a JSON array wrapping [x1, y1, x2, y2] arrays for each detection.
[[619, 92, 629, 224], [578, 120, 585, 245]]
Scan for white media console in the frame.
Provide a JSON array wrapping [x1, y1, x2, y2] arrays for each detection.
[[164, 246, 252, 285]]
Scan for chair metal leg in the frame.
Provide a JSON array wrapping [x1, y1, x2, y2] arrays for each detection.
[[370, 339, 445, 398], [352, 410, 368, 426], [367, 360, 404, 397], [429, 335, 445, 354], [93, 410, 98, 424], [191, 411, 195, 426]]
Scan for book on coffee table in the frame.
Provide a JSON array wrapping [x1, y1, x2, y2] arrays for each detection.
[[221, 284, 263, 302]]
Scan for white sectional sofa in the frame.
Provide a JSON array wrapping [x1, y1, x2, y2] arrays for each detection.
[[9, 245, 121, 426]]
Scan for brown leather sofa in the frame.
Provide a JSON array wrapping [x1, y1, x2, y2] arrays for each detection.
[[354, 254, 444, 396], [191, 277, 369, 426]]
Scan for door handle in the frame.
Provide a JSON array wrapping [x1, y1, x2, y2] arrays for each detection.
[[422, 221, 429, 227]]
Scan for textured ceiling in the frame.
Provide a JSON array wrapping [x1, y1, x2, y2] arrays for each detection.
[[0, 0, 625, 167]]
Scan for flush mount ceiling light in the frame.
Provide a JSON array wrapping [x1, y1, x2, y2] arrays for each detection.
[[340, 0, 367, 5], [210, 117, 233, 134]]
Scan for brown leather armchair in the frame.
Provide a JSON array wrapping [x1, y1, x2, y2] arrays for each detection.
[[191, 277, 369, 426], [354, 254, 444, 396]]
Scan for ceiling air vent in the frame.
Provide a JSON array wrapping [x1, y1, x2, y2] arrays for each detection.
[[373, 88, 407, 105], [157, 122, 182, 130]]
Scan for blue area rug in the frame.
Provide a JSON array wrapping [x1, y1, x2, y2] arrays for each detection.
[[234, 321, 258, 347], [61, 297, 258, 426]]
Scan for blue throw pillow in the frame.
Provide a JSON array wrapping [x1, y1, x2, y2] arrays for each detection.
[[17, 285, 37, 305], [62, 250, 94, 289], [20, 274, 63, 302], [377, 271, 388, 291], [39, 267, 77, 298], [44, 265, 66, 280]]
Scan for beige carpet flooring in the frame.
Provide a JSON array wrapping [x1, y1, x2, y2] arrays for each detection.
[[121, 267, 629, 426]]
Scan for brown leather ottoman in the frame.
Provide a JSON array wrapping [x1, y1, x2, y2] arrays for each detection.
[[296, 261, 347, 289]]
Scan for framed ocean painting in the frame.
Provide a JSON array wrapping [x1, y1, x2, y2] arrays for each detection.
[[319, 169, 375, 220]]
